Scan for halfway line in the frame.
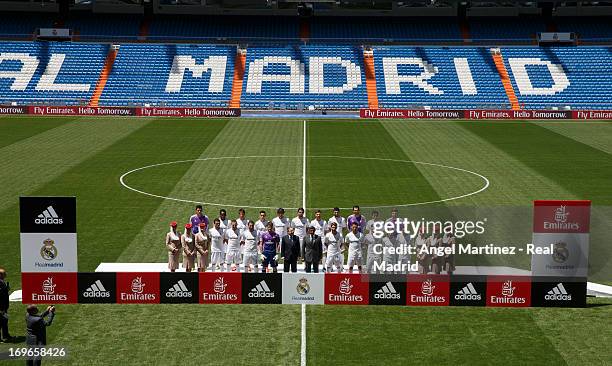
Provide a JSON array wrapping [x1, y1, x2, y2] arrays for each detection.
[[300, 119, 307, 366]]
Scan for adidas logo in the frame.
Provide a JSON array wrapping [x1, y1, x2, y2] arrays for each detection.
[[166, 280, 193, 298], [374, 281, 401, 299], [455, 283, 482, 301], [545, 283, 571, 301], [83, 280, 111, 298], [35, 206, 63, 225], [248, 280, 274, 298]]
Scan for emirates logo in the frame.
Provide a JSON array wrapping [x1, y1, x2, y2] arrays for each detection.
[[421, 279, 435, 296], [339, 278, 353, 295], [213, 277, 227, 294], [131, 277, 145, 294], [501, 280, 515, 297]]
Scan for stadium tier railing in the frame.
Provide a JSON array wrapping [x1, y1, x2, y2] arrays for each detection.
[[0, 32, 590, 45]]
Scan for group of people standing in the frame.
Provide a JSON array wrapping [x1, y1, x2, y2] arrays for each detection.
[[165, 205, 455, 274]]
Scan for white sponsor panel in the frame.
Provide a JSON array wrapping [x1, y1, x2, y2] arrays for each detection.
[[531, 233, 589, 277], [282, 273, 324, 304], [20, 232, 78, 272]]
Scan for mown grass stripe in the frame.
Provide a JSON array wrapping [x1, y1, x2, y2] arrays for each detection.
[[306, 120, 441, 215], [307, 306, 567, 366], [537, 122, 612, 157], [0, 117, 152, 212], [117, 119, 304, 263], [0, 116, 77, 149], [460, 122, 612, 205], [0, 118, 228, 287]]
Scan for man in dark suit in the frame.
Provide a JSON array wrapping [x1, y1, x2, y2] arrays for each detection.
[[26, 304, 55, 366], [281, 227, 300, 273], [0, 268, 12, 342], [302, 226, 323, 273]]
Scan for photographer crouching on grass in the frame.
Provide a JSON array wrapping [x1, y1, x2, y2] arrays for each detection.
[[25, 304, 55, 366]]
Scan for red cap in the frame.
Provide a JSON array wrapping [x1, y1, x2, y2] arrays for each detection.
[[199, 222, 206, 228], [170, 221, 177, 227], [185, 223, 192, 229]]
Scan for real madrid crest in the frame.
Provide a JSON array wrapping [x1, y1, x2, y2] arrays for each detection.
[[40, 238, 58, 260], [552, 242, 569, 263], [296, 278, 310, 295]]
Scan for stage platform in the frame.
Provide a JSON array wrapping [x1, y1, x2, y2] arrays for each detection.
[[95, 262, 532, 276]]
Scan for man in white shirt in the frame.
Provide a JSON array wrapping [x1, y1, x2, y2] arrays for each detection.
[[310, 210, 326, 237], [236, 208, 249, 261], [254, 210, 269, 236], [326, 207, 346, 272], [224, 220, 242, 272], [272, 208, 289, 237], [218, 209, 229, 262], [324, 222, 344, 273], [236, 208, 248, 235], [209, 218, 225, 271], [345, 222, 365, 273], [291, 207, 309, 254], [240, 221, 260, 272], [365, 232, 382, 274], [365, 210, 380, 235], [327, 207, 346, 234]]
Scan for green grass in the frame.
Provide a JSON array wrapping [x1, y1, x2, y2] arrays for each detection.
[[0, 117, 611, 365]]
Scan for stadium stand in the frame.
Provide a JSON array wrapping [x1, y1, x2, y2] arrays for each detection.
[[0, 13, 54, 38], [0, 41, 108, 106], [1, 31, 612, 110], [148, 16, 298, 41], [63, 14, 142, 40], [240, 45, 368, 110], [372, 46, 510, 109], [468, 17, 546, 40], [99, 43, 235, 107], [555, 17, 612, 41], [501, 46, 612, 110], [309, 17, 461, 41]]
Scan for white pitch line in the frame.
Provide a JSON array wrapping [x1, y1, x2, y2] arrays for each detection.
[[301, 301, 307, 366], [300, 120, 307, 366]]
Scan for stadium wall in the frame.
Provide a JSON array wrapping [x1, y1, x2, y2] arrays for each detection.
[[2, 105, 612, 120]]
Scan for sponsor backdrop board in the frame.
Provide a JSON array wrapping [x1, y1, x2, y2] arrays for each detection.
[[449, 275, 487, 307], [21, 272, 585, 307], [77, 272, 116, 304], [116, 272, 160, 304], [282, 273, 325, 305], [407, 274, 450, 306], [324, 274, 369, 305], [200, 272, 242, 304], [486, 276, 531, 307], [368, 274, 406, 306], [531, 277, 587, 308], [20, 197, 76, 233], [531, 200, 591, 278], [160, 273, 198, 304], [20, 233, 78, 272], [241, 273, 282, 304], [20, 196, 78, 273], [22, 272, 78, 304]]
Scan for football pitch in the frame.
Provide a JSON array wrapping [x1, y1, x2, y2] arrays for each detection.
[[0, 116, 611, 365]]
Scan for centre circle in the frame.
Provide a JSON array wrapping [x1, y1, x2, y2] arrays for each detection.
[[119, 155, 490, 209]]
